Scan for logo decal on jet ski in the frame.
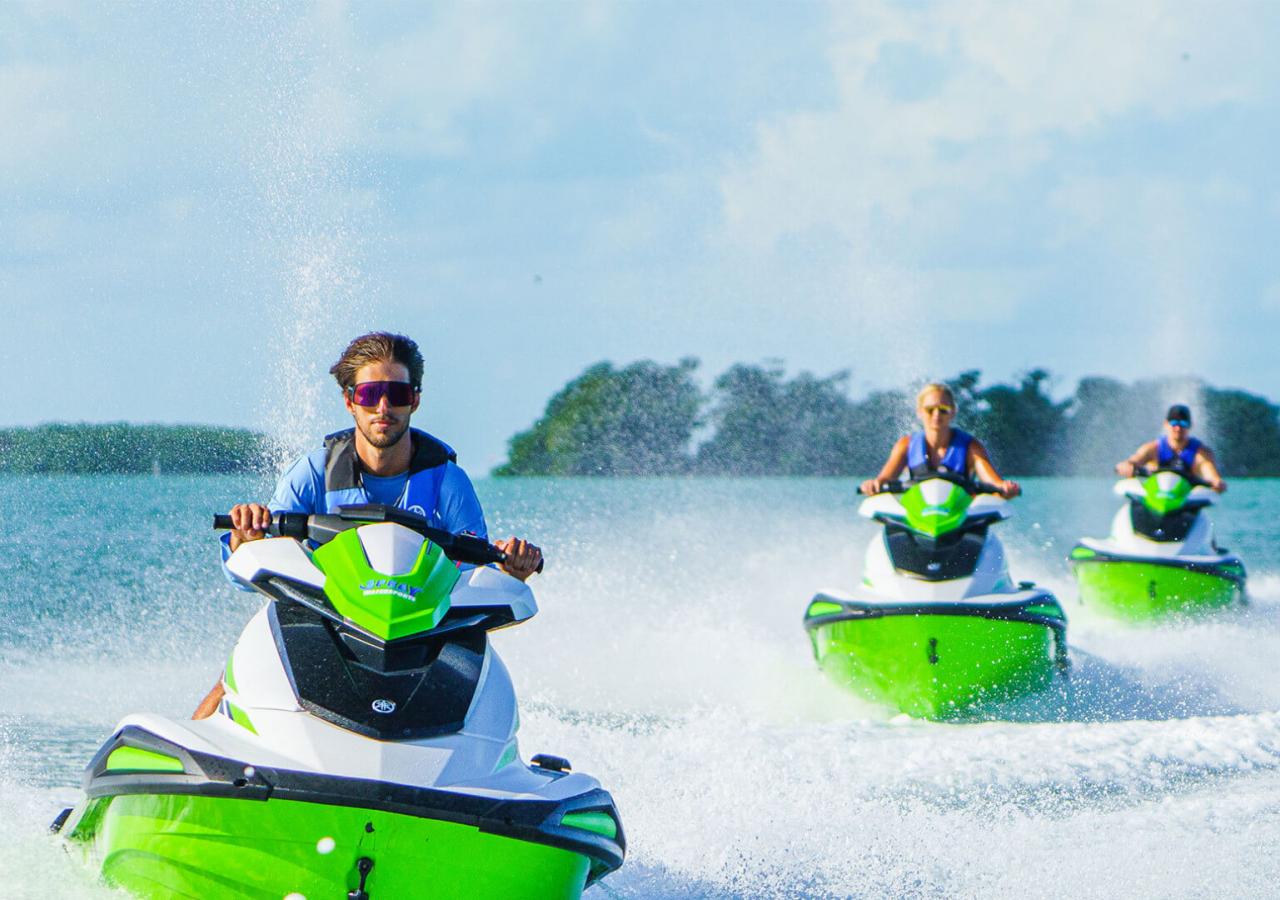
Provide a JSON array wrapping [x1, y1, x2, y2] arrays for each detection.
[[371, 698, 396, 714], [359, 579, 423, 600]]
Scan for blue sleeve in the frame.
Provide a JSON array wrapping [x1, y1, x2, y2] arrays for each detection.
[[219, 452, 324, 590], [436, 463, 488, 540], [268, 452, 325, 514]]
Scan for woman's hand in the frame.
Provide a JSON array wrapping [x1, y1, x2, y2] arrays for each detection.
[[859, 478, 883, 495], [998, 480, 1021, 499], [1115, 461, 1138, 477]]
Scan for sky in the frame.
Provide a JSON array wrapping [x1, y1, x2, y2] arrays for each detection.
[[3, 0, 1279, 471]]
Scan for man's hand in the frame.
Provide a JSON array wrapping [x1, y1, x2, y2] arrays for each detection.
[[229, 503, 272, 551], [494, 537, 542, 582], [1115, 461, 1137, 477], [998, 479, 1021, 499], [860, 478, 884, 495], [1211, 478, 1228, 493]]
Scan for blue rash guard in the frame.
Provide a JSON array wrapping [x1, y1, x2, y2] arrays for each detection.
[[1156, 435, 1202, 472], [906, 428, 973, 479], [220, 427, 487, 588]]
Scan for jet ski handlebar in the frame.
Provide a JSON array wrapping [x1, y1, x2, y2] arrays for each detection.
[[213, 504, 522, 568]]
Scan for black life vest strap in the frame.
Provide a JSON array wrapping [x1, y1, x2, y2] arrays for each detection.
[[323, 428, 456, 492]]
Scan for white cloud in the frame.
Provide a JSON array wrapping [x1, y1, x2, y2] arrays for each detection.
[[707, 0, 1277, 376], [721, 1, 1268, 251]]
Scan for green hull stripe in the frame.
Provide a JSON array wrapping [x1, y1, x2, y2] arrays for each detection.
[[809, 614, 1059, 719], [226, 703, 257, 735], [105, 746, 185, 774], [68, 793, 593, 899], [560, 811, 618, 839], [1073, 559, 1243, 620]]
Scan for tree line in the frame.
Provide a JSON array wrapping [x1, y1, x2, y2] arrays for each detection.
[[0, 423, 269, 474], [495, 361, 1280, 477]]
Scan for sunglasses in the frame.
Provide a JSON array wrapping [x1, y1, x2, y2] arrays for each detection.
[[1167, 418, 1191, 428], [923, 405, 954, 415], [347, 381, 418, 408]]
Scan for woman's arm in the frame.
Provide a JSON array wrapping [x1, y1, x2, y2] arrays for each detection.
[[860, 436, 910, 494], [969, 439, 1020, 498]]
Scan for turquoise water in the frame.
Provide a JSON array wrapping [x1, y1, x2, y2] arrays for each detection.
[[3, 475, 1280, 898]]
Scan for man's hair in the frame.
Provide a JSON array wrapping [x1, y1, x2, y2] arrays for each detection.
[[330, 332, 425, 391]]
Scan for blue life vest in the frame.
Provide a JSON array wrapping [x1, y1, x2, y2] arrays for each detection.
[[907, 429, 973, 479], [1155, 435, 1201, 472], [321, 428, 456, 524]]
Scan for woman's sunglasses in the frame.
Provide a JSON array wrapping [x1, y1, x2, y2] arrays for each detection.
[[923, 405, 954, 415], [347, 381, 418, 408]]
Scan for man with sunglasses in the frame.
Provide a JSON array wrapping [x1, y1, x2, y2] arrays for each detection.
[[221, 331, 543, 575], [1115, 404, 1227, 492], [199, 333, 541, 718]]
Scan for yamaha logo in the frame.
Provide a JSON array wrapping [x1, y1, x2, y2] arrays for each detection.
[[371, 699, 396, 714]]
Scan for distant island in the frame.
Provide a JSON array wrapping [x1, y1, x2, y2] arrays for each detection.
[[495, 361, 1280, 477], [0, 424, 269, 474], [7, 367, 1279, 479]]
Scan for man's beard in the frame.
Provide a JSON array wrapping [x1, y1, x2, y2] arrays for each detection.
[[359, 417, 410, 450]]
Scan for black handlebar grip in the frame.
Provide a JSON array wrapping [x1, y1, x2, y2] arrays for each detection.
[[213, 514, 234, 529]]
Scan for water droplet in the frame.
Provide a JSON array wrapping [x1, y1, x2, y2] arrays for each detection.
[[243, 765, 256, 778], [316, 836, 336, 854], [284, 893, 307, 900]]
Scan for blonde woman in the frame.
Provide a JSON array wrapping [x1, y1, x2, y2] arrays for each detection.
[[859, 383, 1021, 498]]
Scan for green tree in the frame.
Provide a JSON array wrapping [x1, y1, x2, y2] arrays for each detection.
[[965, 369, 1070, 476], [1202, 387, 1280, 476], [494, 359, 702, 475]]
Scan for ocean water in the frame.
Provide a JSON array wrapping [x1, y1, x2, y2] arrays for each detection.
[[2, 474, 1279, 898]]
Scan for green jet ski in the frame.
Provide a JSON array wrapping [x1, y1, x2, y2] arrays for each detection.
[[804, 474, 1068, 719], [1070, 467, 1246, 620], [53, 505, 624, 899]]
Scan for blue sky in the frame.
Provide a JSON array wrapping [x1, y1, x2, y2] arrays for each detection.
[[4, 1, 1279, 471]]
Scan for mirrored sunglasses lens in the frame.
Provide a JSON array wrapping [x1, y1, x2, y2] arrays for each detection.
[[352, 382, 414, 407], [385, 383, 415, 405], [351, 383, 386, 407]]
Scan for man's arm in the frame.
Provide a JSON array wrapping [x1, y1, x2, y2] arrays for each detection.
[[437, 464, 541, 580], [1195, 446, 1227, 492], [1116, 441, 1157, 477], [219, 453, 323, 587]]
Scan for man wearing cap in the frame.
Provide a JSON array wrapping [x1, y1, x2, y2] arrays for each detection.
[[1115, 404, 1227, 492]]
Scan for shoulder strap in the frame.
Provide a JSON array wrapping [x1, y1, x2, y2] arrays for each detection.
[[323, 428, 361, 491], [944, 429, 973, 472], [323, 427, 457, 493], [906, 432, 927, 472]]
